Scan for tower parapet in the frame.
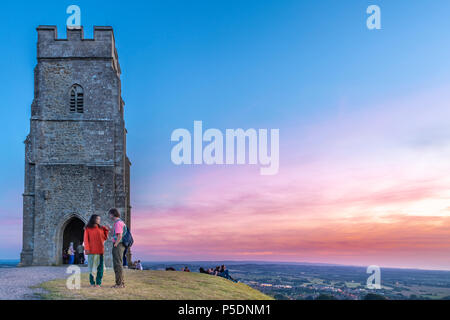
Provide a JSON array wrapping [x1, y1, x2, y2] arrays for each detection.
[[36, 26, 120, 75]]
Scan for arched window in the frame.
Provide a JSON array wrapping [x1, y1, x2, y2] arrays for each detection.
[[69, 84, 84, 113]]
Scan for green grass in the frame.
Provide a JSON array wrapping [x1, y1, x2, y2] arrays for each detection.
[[38, 269, 273, 300]]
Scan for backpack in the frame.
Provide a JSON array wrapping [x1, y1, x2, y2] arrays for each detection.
[[115, 220, 134, 248], [122, 225, 134, 248]]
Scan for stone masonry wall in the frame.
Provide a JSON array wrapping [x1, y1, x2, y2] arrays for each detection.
[[21, 26, 130, 267]]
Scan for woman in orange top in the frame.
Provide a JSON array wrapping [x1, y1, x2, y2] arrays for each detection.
[[83, 214, 109, 287]]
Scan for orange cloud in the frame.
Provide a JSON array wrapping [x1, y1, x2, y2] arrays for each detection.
[[129, 86, 450, 270]]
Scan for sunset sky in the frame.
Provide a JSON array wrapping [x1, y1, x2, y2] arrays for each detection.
[[0, 1, 450, 270]]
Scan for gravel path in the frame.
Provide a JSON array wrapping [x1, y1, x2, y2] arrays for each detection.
[[0, 266, 89, 300]]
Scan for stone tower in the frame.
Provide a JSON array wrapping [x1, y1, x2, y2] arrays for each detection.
[[20, 26, 131, 266]]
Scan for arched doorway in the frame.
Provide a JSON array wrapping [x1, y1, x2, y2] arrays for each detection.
[[62, 217, 85, 264]]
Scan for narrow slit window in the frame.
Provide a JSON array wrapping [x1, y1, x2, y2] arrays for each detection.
[[69, 85, 84, 113]]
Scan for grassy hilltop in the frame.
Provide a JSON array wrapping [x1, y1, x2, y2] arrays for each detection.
[[39, 269, 273, 300]]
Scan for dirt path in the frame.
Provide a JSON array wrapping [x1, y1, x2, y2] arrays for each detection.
[[0, 266, 88, 300]]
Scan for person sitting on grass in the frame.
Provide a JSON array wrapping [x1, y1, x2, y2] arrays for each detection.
[[217, 265, 237, 282], [212, 266, 220, 276], [200, 267, 217, 275], [199, 265, 237, 281]]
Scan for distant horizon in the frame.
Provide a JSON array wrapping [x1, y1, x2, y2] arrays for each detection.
[[141, 260, 450, 272], [2, 257, 450, 272]]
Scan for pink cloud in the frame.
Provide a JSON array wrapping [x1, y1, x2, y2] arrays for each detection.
[[130, 85, 450, 270]]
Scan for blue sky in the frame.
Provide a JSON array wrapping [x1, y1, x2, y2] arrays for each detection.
[[1, 1, 450, 268]]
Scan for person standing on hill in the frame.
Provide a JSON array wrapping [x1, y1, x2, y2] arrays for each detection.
[[108, 208, 126, 288], [84, 214, 109, 287]]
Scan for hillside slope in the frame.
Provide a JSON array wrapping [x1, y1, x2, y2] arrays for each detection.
[[39, 269, 273, 300]]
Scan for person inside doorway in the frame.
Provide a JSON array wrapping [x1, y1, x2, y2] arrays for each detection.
[[76, 242, 85, 264], [62, 249, 69, 264], [68, 243, 75, 264]]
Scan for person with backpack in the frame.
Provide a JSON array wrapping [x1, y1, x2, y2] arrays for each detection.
[[108, 208, 133, 288]]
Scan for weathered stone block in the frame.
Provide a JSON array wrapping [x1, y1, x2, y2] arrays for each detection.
[[20, 26, 131, 267]]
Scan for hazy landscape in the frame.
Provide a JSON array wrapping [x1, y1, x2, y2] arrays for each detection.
[[142, 261, 450, 300], [2, 260, 449, 300]]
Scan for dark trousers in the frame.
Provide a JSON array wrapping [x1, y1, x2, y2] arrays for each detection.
[[123, 247, 128, 267], [89, 254, 104, 286], [112, 243, 126, 285]]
